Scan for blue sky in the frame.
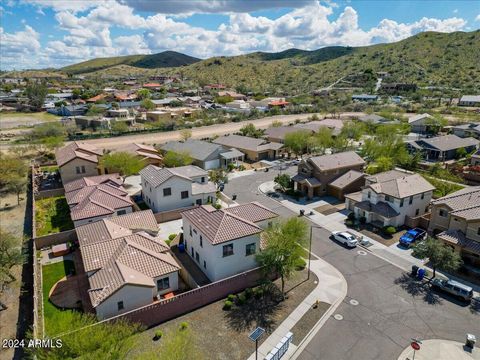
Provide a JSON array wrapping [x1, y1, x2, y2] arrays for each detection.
[[1, 0, 479, 70]]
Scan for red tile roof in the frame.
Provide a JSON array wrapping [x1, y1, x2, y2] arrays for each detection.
[[55, 141, 103, 167]]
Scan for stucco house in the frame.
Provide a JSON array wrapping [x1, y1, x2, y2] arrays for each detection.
[[76, 210, 181, 319], [471, 149, 480, 166], [181, 202, 278, 282], [122, 143, 163, 167], [292, 151, 366, 200], [428, 187, 480, 269], [140, 165, 216, 213], [56, 142, 103, 184], [458, 95, 480, 107], [213, 134, 284, 162], [406, 134, 479, 161], [407, 113, 435, 134], [452, 123, 480, 139], [345, 170, 435, 228], [64, 174, 134, 227], [160, 139, 241, 170]]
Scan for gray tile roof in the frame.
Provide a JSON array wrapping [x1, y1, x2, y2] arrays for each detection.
[[182, 204, 263, 245], [296, 119, 344, 134], [418, 134, 479, 152], [438, 230, 480, 255], [408, 113, 432, 124], [213, 134, 283, 152], [191, 182, 217, 195], [365, 169, 411, 184], [265, 126, 311, 141], [368, 173, 434, 199], [161, 139, 223, 161], [308, 151, 365, 172], [355, 200, 400, 218], [140, 165, 206, 188], [460, 95, 480, 103]]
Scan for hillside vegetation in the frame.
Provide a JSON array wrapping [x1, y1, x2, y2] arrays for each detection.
[[3, 31, 479, 93]]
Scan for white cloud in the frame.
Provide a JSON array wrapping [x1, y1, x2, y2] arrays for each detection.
[[0, 25, 42, 69], [475, 14, 480, 21], [22, 0, 97, 12], [453, 9, 458, 14]]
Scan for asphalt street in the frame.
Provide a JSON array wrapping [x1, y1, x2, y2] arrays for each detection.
[[224, 167, 480, 360]]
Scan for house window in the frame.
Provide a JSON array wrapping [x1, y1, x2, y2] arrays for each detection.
[[409, 196, 413, 205], [415, 209, 419, 216], [157, 277, 170, 290], [246, 243, 256, 256], [385, 195, 390, 202], [117, 301, 124, 311], [400, 199, 404, 207], [425, 207, 429, 213], [477, 227, 480, 235], [439, 209, 448, 217], [421, 193, 425, 200], [163, 187, 172, 196], [191, 247, 194, 257], [368, 191, 371, 199], [201, 177, 205, 183], [117, 209, 127, 216], [193, 229, 197, 234], [223, 244, 234, 257], [75, 166, 86, 174], [181, 190, 189, 199], [196, 199, 202, 205], [189, 226, 192, 237], [200, 235, 203, 247], [195, 252, 199, 262], [203, 260, 207, 269]]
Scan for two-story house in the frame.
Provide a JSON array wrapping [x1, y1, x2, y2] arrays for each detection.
[[140, 165, 216, 213], [428, 187, 480, 269], [345, 170, 435, 228], [292, 151, 366, 200], [55, 141, 103, 184], [181, 202, 279, 282]]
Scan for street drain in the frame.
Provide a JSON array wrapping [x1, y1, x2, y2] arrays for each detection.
[[334, 314, 343, 321], [357, 250, 367, 256], [350, 299, 359, 306]]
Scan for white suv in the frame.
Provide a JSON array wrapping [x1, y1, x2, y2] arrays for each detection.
[[331, 231, 358, 248]]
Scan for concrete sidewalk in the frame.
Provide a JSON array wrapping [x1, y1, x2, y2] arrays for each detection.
[[246, 257, 347, 360], [397, 339, 479, 360]]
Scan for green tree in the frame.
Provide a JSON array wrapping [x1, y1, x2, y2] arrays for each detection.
[[0, 229, 24, 286], [274, 174, 291, 192], [366, 156, 394, 174], [239, 123, 263, 138], [141, 98, 155, 110], [256, 217, 308, 298], [25, 81, 48, 110], [136, 88, 151, 100], [163, 151, 193, 168], [111, 121, 129, 133], [29, 312, 143, 360], [456, 147, 467, 159], [179, 128, 192, 141], [6, 176, 27, 205], [340, 121, 366, 141], [308, 127, 333, 155], [215, 95, 234, 104], [271, 120, 283, 127], [100, 152, 145, 177], [284, 130, 310, 157], [0, 154, 28, 189], [86, 105, 105, 116], [412, 237, 462, 278], [209, 169, 227, 186]]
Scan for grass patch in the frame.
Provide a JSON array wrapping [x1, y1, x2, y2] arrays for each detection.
[[40, 165, 59, 173], [2, 111, 60, 122], [42, 260, 76, 335], [422, 175, 464, 199], [35, 196, 74, 236]]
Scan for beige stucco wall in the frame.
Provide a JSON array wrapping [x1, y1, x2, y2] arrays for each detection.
[[428, 204, 453, 233], [59, 158, 99, 184], [466, 220, 480, 242]]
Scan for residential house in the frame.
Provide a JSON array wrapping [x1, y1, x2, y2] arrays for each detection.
[[351, 94, 378, 102], [249, 97, 287, 109], [218, 91, 247, 100], [56, 142, 103, 184], [428, 187, 480, 268], [293, 151, 366, 200], [140, 165, 216, 212], [161, 139, 242, 170], [458, 95, 480, 107], [118, 143, 163, 167], [264, 126, 312, 144], [213, 134, 284, 161], [295, 119, 344, 136], [181, 202, 279, 281], [406, 134, 479, 161], [76, 210, 181, 319], [471, 149, 480, 166], [408, 113, 435, 134], [47, 105, 88, 117], [380, 83, 417, 93], [146, 110, 171, 122], [452, 123, 480, 139], [345, 170, 435, 228], [358, 114, 399, 125], [106, 108, 136, 126], [64, 174, 134, 227]]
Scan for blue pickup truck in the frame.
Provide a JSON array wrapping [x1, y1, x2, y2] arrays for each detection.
[[399, 228, 426, 247]]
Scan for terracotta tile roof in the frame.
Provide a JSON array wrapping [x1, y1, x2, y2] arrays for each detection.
[[86, 93, 106, 102], [143, 83, 161, 87], [123, 143, 163, 161], [224, 201, 279, 223], [63, 174, 123, 193], [191, 182, 216, 195], [75, 210, 159, 246], [368, 173, 435, 199], [182, 205, 262, 245], [328, 170, 365, 189], [55, 141, 102, 167], [308, 151, 365, 172], [431, 186, 480, 220], [438, 230, 480, 255]]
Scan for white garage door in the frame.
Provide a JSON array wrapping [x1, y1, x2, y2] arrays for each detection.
[[204, 159, 220, 170]]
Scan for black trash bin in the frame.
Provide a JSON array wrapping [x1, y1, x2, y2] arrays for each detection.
[[411, 265, 419, 277], [232, 194, 237, 201], [300, 209, 305, 216]]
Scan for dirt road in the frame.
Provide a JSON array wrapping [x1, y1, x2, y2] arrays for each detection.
[[72, 113, 320, 150]]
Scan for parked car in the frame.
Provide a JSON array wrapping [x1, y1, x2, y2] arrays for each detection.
[[331, 231, 358, 248], [430, 278, 473, 302], [399, 228, 426, 247]]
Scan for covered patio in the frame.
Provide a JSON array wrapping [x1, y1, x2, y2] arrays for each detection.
[[292, 174, 322, 199], [220, 148, 245, 168]]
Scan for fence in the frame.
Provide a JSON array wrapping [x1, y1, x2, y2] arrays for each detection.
[[101, 267, 265, 328], [153, 205, 195, 223], [405, 213, 431, 229], [35, 188, 65, 200], [34, 230, 78, 250]]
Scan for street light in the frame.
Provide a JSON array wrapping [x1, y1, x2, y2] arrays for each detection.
[[308, 225, 322, 280]]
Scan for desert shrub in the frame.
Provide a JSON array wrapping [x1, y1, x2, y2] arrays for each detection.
[[154, 330, 163, 340], [236, 293, 246, 305], [227, 294, 235, 302], [383, 226, 396, 235], [254, 288, 264, 299], [179, 322, 189, 331], [245, 288, 253, 299], [223, 300, 233, 310], [168, 233, 177, 241], [294, 257, 307, 270]]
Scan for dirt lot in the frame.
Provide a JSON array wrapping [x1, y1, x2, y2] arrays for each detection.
[[0, 112, 60, 129], [131, 269, 320, 360], [0, 193, 29, 360]]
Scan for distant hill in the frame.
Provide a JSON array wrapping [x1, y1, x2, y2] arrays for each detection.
[[61, 51, 200, 74], [250, 46, 355, 65]]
